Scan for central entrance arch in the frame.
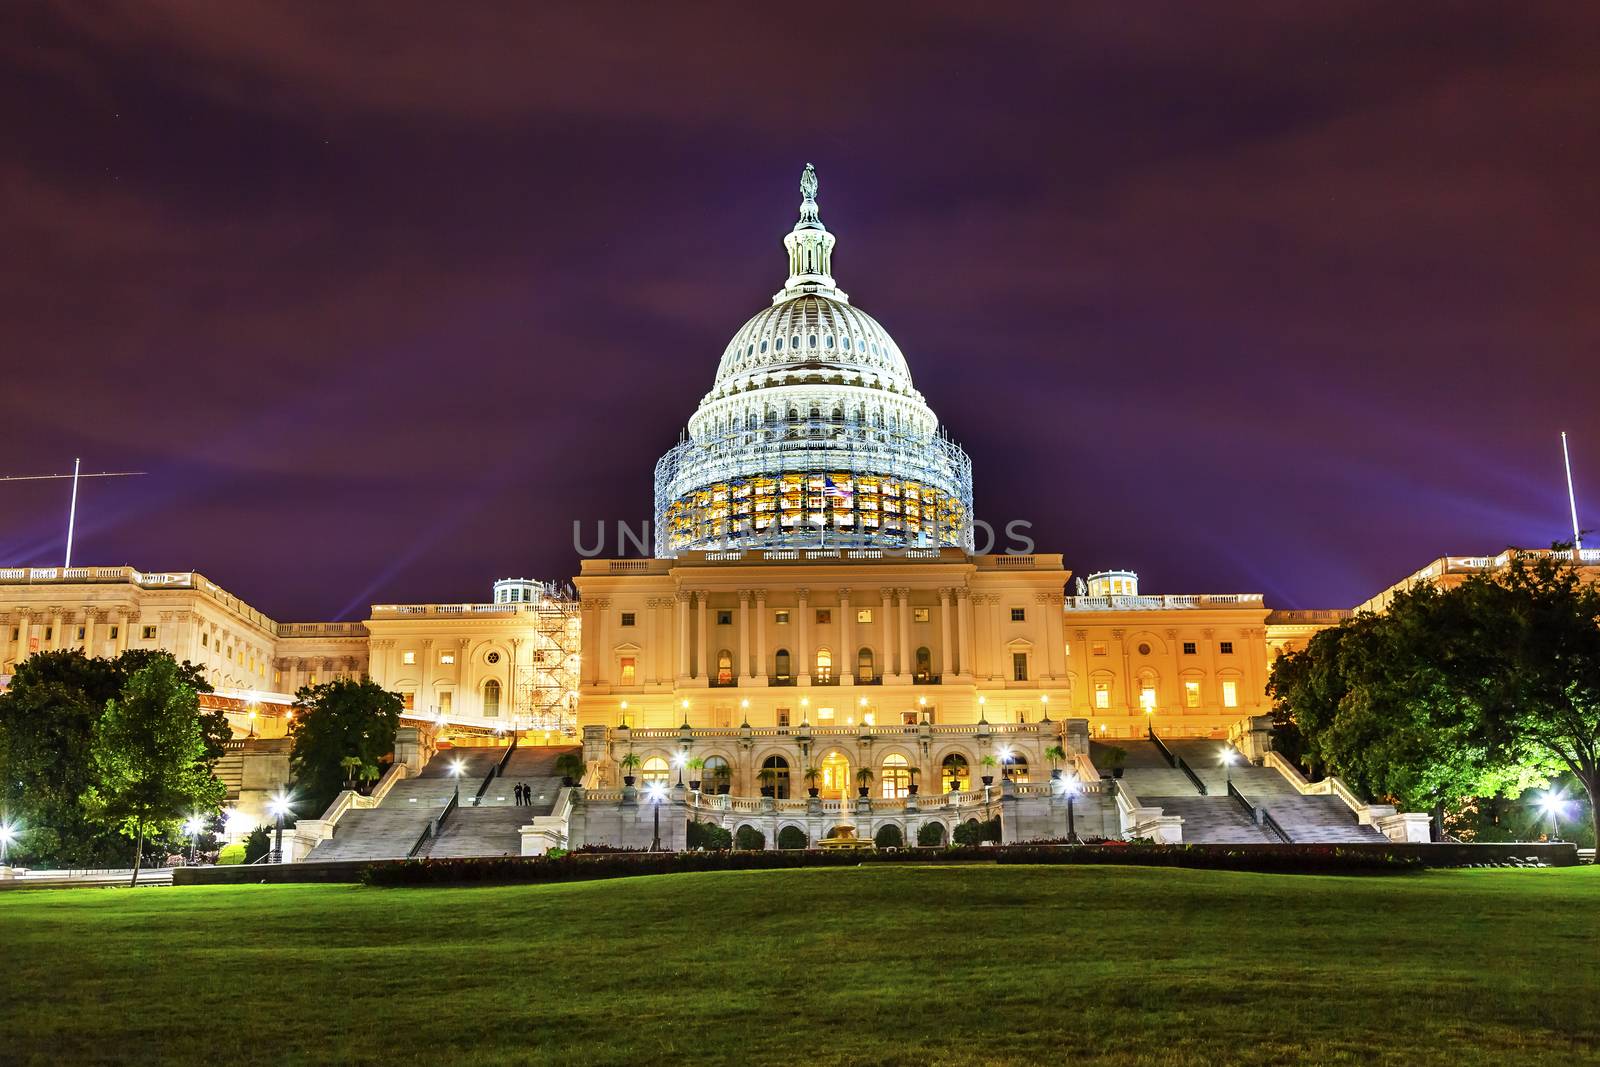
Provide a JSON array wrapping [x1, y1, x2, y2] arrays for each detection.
[[818, 750, 852, 800]]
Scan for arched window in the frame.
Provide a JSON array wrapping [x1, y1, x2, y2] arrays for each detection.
[[856, 646, 875, 683], [760, 755, 791, 799], [717, 648, 734, 686], [641, 756, 670, 786], [881, 753, 911, 798], [482, 678, 501, 717], [1006, 754, 1030, 784], [815, 647, 832, 683], [775, 648, 791, 681], [914, 646, 933, 682], [703, 756, 732, 794], [941, 754, 969, 793]]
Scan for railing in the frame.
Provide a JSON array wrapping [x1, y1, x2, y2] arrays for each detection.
[[1227, 780, 1291, 843], [409, 791, 459, 858], [474, 736, 518, 806], [1262, 751, 1390, 823], [1064, 592, 1264, 611], [614, 722, 1049, 742], [1149, 727, 1207, 795]]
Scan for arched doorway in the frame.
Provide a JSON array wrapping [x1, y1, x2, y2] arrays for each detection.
[[818, 750, 851, 800], [881, 754, 911, 798], [760, 755, 790, 798], [942, 753, 970, 793]]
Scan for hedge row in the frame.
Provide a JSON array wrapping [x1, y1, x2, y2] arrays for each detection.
[[360, 841, 1424, 886]]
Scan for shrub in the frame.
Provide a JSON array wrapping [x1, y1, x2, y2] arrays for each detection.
[[687, 820, 733, 851], [953, 817, 1001, 847], [916, 822, 946, 847], [873, 824, 904, 849], [216, 843, 246, 865], [777, 826, 808, 850], [242, 826, 272, 864], [734, 825, 766, 851]]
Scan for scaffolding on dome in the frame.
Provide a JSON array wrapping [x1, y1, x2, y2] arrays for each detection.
[[654, 415, 975, 556], [509, 582, 582, 737]]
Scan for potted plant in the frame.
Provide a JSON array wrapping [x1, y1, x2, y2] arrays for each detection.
[[340, 754, 362, 792], [803, 766, 822, 798], [686, 756, 705, 792], [358, 762, 381, 794], [856, 767, 875, 798], [907, 766, 921, 797], [1045, 745, 1066, 781], [758, 766, 778, 797], [619, 751, 641, 787], [1104, 746, 1127, 779], [554, 752, 584, 787], [979, 754, 998, 786]]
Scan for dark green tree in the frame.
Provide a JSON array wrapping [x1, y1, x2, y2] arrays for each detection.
[[84, 657, 226, 885], [0, 649, 222, 865], [288, 678, 402, 816]]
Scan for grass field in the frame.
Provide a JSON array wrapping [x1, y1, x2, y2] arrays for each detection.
[[1, 865, 1596, 1066]]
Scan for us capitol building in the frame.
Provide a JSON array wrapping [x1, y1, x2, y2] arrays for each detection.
[[6, 167, 1564, 855]]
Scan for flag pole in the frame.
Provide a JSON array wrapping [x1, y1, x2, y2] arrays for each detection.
[[1562, 431, 1582, 551], [64, 457, 81, 568]]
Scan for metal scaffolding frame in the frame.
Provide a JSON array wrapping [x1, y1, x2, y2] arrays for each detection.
[[510, 582, 582, 736]]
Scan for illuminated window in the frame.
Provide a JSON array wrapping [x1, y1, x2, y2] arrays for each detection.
[[716, 649, 733, 685], [1183, 642, 1197, 655], [856, 646, 875, 683], [941, 754, 969, 793], [620, 657, 636, 684], [816, 705, 835, 721], [1011, 608, 1026, 622], [1220, 641, 1234, 655], [1222, 680, 1239, 708], [483, 679, 501, 717], [881, 754, 911, 798], [857, 609, 873, 624], [440, 652, 455, 664], [1091, 642, 1107, 656], [402, 651, 416, 665], [776, 707, 790, 727], [775, 611, 790, 625], [439, 692, 452, 714], [142, 626, 157, 640], [642, 757, 670, 786], [815, 648, 832, 682], [1184, 680, 1201, 707], [1012, 652, 1028, 682], [401, 692, 414, 710], [620, 612, 636, 627], [1094, 681, 1110, 709], [913, 607, 930, 623], [916, 646, 933, 682]]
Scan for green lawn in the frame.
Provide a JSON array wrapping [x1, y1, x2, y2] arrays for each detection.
[[0, 866, 1595, 1066]]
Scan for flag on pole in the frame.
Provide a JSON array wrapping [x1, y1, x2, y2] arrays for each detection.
[[823, 475, 853, 502]]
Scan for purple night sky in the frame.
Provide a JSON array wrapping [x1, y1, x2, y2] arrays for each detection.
[[2, 4, 1597, 621]]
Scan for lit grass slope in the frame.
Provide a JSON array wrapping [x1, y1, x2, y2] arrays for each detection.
[[1, 865, 1595, 1065]]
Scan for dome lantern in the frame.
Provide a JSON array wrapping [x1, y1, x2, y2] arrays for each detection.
[[779, 163, 842, 302]]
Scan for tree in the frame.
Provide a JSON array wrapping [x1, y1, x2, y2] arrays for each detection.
[[0, 649, 222, 866], [288, 679, 402, 817], [85, 657, 226, 885], [1269, 549, 1599, 842]]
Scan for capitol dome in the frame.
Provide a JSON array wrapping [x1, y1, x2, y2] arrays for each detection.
[[654, 165, 973, 556]]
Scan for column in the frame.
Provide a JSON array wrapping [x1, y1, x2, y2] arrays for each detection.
[[50, 609, 65, 651], [937, 588, 953, 678], [838, 587, 852, 685], [879, 588, 895, 675], [795, 587, 810, 685], [82, 609, 97, 655], [754, 590, 768, 683], [738, 589, 753, 681], [13, 611, 29, 665], [897, 588, 912, 681], [675, 592, 690, 680], [695, 591, 708, 681], [988, 597, 1005, 681], [115, 611, 129, 654], [420, 639, 435, 712], [1036, 592, 1060, 681], [956, 588, 972, 678]]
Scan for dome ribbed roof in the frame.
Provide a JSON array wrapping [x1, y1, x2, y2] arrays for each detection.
[[706, 293, 915, 400]]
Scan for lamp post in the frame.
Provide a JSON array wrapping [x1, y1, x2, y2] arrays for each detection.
[[1538, 792, 1567, 842], [672, 751, 686, 788], [0, 820, 15, 866], [1221, 747, 1239, 791], [267, 793, 292, 864], [450, 758, 465, 807], [183, 814, 206, 866], [646, 782, 667, 852], [1141, 690, 1156, 736], [1059, 773, 1082, 844], [998, 745, 1015, 780]]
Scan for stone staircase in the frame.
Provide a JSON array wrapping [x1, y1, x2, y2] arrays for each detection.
[[422, 807, 528, 858], [1093, 739, 1203, 797], [215, 749, 244, 801], [1151, 796, 1283, 844], [304, 749, 499, 862], [1163, 739, 1386, 844], [490, 745, 579, 817]]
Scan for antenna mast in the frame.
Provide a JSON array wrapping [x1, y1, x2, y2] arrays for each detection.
[[1562, 431, 1582, 551]]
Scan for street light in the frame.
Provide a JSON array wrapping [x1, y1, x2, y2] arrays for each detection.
[[997, 745, 1015, 779], [1220, 747, 1240, 790], [1141, 690, 1156, 736], [1538, 792, 1568, 841], [267, 792, 293, 864], [449, 758, 466, 806], [182, 814, 206, 866], [645, 781, 668, 852], [1058, 773, 1082, 844], [672, 751, 687, 787], [0, 819, 16, 866]]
